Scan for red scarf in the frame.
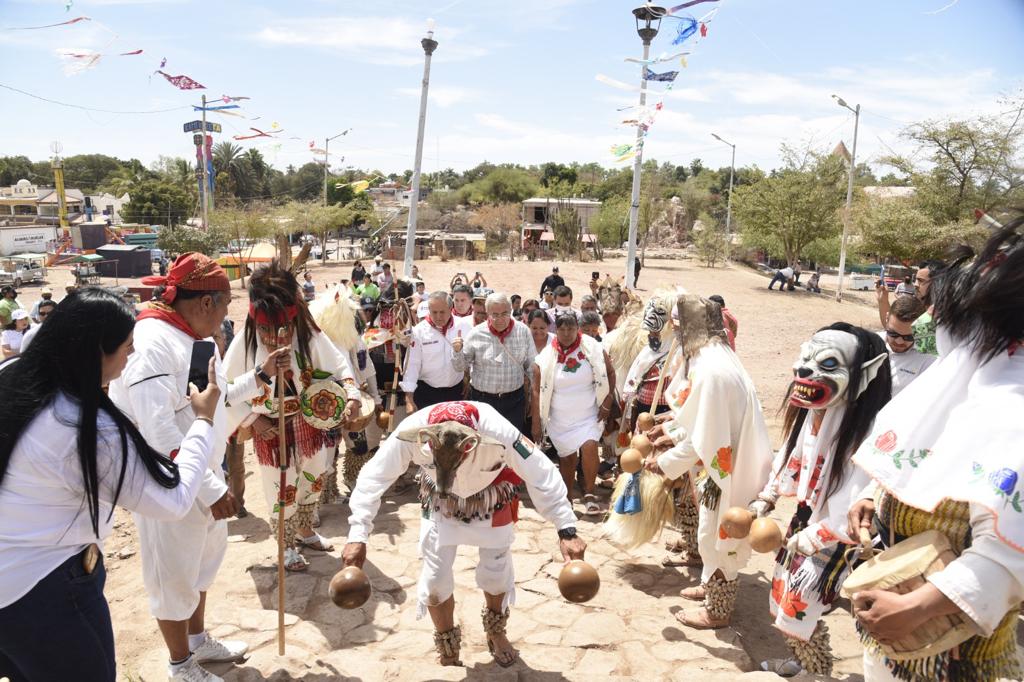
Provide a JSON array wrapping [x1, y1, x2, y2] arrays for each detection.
[[488, 319, 515, 344], [427, 314, 453, 335], [137, 304, 202, 340], [554, 332, 583, 364], [452, 308, 472, 318]]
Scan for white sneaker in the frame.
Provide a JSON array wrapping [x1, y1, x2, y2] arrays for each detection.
[[168, 657, 223, 682], [191, 635, 248, 663]]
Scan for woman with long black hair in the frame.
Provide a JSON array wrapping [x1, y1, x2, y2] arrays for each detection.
[[0, 288, 222, 682]]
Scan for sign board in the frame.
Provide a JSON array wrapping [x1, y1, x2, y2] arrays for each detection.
[[182, 120, 222, 133], [0, 226, 58, 256]]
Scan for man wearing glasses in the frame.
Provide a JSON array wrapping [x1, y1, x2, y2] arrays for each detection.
[[452, 292, 536, 433], [880, 295, 936, 396], [19, 299, 55, 352]]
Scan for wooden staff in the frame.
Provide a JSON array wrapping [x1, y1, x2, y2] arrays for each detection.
[[648, 335, 679, 412], [275, 325, 288, 656], [383, 284, 407, 435]]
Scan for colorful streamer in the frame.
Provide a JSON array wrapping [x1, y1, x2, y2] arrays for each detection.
[[232, 127, 283, 141], [193, 104, 239, 111], [670, 17, 698, 45], [6, 16, 90, 30], [668, 0, 719, 12], [645, 70, 679, 82], [156, 70, 205, 90], [624, 50, 689, 66], [221, 95, 250, 103]]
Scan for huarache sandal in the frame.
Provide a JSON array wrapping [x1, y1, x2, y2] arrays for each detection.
[[295, 533, 334, 552], [583, 494, 603, 516], [283, 547, 309, 572], [482, 607, 518, 668]]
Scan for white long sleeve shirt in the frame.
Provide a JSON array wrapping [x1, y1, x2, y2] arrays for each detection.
[[108, 317, 261, 509], [0, 393, 216, 607], [347, 401, 576, 548], [399, 318, 470, 393]]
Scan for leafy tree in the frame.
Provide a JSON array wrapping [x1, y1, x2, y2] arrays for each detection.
[[121, 180, 190, 226], [540, 162, 578, 188], [156, 225, 227, 258], [210, 204, 275, 286], [284, 201, 358, 263], [102, 162, 155, 197], [469, 203, 521, 259], [63, 154, 124, 189], [550, 202, 583, 260], [458, 167, 538, 205], [592, 195, 630, 247], [0, 156, 36, 186], [693, 212, 730, 268]]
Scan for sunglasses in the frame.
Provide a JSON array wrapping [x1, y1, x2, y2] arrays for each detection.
[[885, 329, 915, 343]]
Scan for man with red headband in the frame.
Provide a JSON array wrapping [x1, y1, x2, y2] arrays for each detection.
[[342, 401, 584, 668], [109, 253, 288, 681]]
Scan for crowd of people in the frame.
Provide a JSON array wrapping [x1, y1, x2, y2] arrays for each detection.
[[0, 218, 1021, 681]]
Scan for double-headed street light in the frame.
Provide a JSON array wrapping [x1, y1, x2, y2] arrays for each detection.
[[625, 4, 665, 290], [323, 130, 350, 206], [711, 133, 736, 233], [832, 93, 860, 303], [404, 19, 438, 278]]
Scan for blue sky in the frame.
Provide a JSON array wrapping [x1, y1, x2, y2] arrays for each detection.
[[1, 0, 1022, 181]]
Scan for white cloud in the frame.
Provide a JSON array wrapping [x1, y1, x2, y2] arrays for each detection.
[[253, 16, 488, 66], [395, 85, 477, 108]]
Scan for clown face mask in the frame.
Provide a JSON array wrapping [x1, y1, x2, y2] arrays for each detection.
[[790, 330, 859, 409]]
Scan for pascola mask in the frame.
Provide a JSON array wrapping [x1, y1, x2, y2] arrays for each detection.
[[788, 330, 859, 409]]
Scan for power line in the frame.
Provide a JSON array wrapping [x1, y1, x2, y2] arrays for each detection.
[[0, 82, 190, 115]]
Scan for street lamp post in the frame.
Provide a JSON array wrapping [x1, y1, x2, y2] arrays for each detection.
[[403, 19, 438, 278], [323, 130, 349, 207], [625, 4, 664, 290], [711, 133, 736, 233], [832, 94, 860, 303]]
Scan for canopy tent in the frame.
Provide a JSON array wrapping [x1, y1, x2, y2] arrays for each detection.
[[74, 254, 104, 263]]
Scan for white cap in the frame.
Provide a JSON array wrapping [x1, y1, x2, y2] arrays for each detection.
[[11, 309, 29, 321]]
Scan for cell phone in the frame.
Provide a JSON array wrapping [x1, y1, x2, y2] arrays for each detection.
[[187, 341, 216, 396], [591, 271, 599, 280]]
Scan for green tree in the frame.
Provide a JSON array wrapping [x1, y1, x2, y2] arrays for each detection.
[[210, 204, 275, 286], [592, 195, 630, 247], [550, 202, 583, 260], [469, 202, 521, 259], [853, 197, 936, 263], [156, 225, 227, 258], [458, 167, 538, 205], [693, 212, 730, 268], [0, 156, 36, 186], [121, 180, 190, 226]]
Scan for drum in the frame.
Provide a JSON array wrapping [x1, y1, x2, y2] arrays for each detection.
[[841, 529, 973, 661], [346, 390, 375, 432], [300, 380, 347, 430]]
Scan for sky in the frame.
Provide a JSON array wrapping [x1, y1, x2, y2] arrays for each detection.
[[1, 0, 1023, 186]]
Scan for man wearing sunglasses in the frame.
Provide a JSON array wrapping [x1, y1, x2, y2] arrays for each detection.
[[18, 299, 55, 353], [880, 295, 936, 396]]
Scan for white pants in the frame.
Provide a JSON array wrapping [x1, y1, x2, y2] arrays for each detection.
[[134, 504, 227, 621], [416, 521, 515, 619], [697, 501, 750, 583]]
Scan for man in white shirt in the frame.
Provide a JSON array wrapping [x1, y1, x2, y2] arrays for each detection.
[[880, 295, 936, 396], [108, 253, 274, 682], [768, 265, 795, 291], [451, 284, 474, 320], [403, 291, 471, 413]]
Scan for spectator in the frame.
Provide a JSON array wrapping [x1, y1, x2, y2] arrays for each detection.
[[0, 286, 23, 327], [401, 291, 470, 412], [1, 309, 29, 358], [540, 289, 555, 310], [510, 294, 522, 320], [351, 260, 366, 284], [359, 296, 378, 327], [633, 256, 642, 288], [302, 271, 316, 302], [792, 261, 803, 285], [451, 284, 474, 319], [472, 293, 488, 326], [159, 257, 169, 277], [547, 285, 579, 329], [877, 259, 942, 356], [881, 295, 936, 396], [580, 311, 603, 341], [357, 273, 381, 301], [520, 298, 540, 322], [0, 288, 223, 681], [413, 280, 428, 319], [805, 271, 822, 293], [768, 264, 795, 291], [452, 292, 536, 433], [895, 275, 916, 298], [539, 266, 565, 298], [30, 288, 54, 323], [579, 294, 599, 314], [20, 299, 55, 352], [376, 263, 394, 291], [369, 256, 384, 278], [471, 271, 488, 293], [527, 308, 553, 353], [531, 312, 615, 515], [410, 264, 420, 281], [707, 295, 738, 351]]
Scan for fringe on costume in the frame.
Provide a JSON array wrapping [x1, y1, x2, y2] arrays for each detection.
[[253, 415, 329, 466], [699, 472, 720, 511], [419, 473, 521, 524], [776, 503, 850, 604], [603, 471, 675, 549]]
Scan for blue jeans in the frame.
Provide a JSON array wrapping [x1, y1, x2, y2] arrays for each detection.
[[768, 272, 789, 290], [0, 549, 115, 681]]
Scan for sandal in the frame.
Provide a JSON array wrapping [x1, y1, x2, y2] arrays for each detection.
[[295, 532, 334, 552], [583, 494, 602, 516], [482, 607, 518, 668], [662, 552, 703, 568], [284, 547, 309, 572]]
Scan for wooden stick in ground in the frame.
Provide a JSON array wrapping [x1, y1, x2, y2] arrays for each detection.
[[385, 342, 403, 435], [275, 325, 288, 656], [647, 335, 679, 418]]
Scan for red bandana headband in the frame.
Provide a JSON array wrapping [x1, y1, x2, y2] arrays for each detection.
[[428, 401, 480, 429], [140, 252, 230, 304], [248, 303, 299, 327]]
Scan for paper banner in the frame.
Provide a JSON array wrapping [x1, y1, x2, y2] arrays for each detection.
[[156, 70, 205, 90], [645, 70, 679, 82], [625, 51, 690, 66], [7, 16, 90, 30], [670, 16, 698, 45], [193, 104, 239, 111], [668, 0, 719, 12], [232, 127, 283, 141], [221, 95, 250, 103]]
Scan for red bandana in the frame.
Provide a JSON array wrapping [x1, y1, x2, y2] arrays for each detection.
[[427, 314, 453, 335], [141, 252, 230, 304], [488, 320, 515, 344], [136, 307, 203, 340], [554, 332, 583, 364], [452, 308, 472, 318], [428, 401, 480, 428], [248, 303, 298, 327]]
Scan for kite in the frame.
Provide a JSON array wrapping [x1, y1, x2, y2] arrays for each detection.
[[310, 148, 328, 155], [232, 127, 283, 141], [7, 16, 90, 30], [670, 16, 698, 45], [645, 70, 679, 82], [667, 0, 719, 12], [156, 70, 205, 90], [58, 47, 142, 75], [335, 180, 371, 193], [221, 95, 251, 103]]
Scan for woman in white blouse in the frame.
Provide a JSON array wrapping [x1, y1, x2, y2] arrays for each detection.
[[1, 308, 29, 358], [0, 288, 222, 681]]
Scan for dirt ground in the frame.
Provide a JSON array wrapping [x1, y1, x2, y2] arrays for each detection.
[[23, 255, 892, 681]]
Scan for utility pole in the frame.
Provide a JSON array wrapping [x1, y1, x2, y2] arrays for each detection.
[[833, 94, 860, 303], [404, 19, 437, 278], [323, 130, 349, 207], [711, 133, 736, 232], [625, 5, 664, 289], [200, 94, 210, 229]]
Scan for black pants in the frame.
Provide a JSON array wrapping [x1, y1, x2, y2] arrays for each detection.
[[413, 381, 464, 411], [0, 549, 115, 681], [470, 386, 526, 434]]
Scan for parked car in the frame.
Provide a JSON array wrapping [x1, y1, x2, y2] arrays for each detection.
[[0, 255, 47, 288], [150, 248, 165, 262]]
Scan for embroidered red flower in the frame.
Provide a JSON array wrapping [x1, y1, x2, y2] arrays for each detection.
[[780, 590, 808, 619], [311, 475, 324, 493], [875, 430, 898, 453], [282, 484, 297, 506], [674, 387, 691, 406], [718, 524, 729, 540], [816, 527, 837, 544], [577, 351, 585, 360], [771, 577, 785, 604], [711, 446, 733, 478]]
